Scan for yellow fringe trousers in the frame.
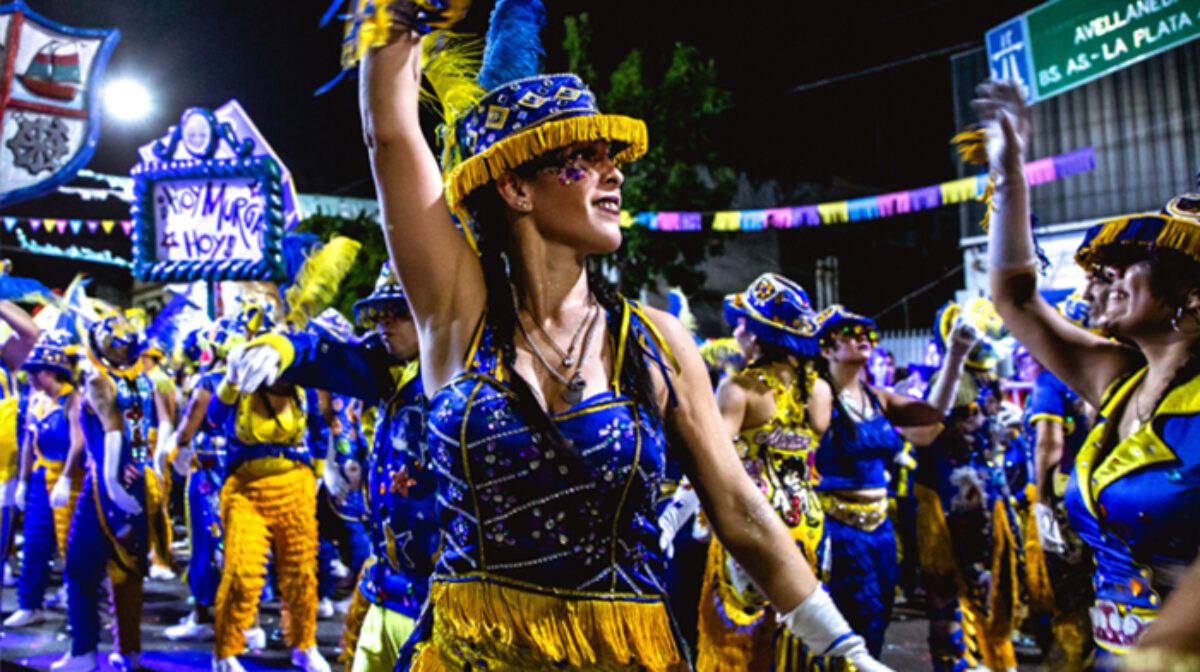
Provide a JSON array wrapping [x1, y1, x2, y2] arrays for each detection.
[[214, 465, 318, 659], [39, 459, 81, 557]]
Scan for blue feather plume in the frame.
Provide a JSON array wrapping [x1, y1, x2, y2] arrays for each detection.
[[282, 233, 322, 287], [143, 292, 193, 355], [0, 274, 55, 304], [478, 0, 546, 92]]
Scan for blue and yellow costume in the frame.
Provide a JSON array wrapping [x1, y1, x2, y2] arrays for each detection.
[[186, 368, 228, 612], [15, 333, 81, 613], [697, 274, 827, 672], [915, 299, 1022, 672], [256, 272, 438, 671], [0, 357, 24, 572], [1024, 367, 1093, 669], [1060, 203, 1200, 661], [813, 306, 903, 658], [402, 302, 683, 672], [65, 359, 169, 659], [206, 362, 317, 659]]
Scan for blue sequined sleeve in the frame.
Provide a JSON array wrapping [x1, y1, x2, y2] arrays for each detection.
[[281, 332, 397, 405]]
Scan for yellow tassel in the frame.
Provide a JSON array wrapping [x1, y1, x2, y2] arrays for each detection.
[[914, 485, 961, 581], [445, 114, 649, 223], [414, 575, 684, 672], [1019, 486, 1056, 616], [338, 569, 375, 672], [284, 236, 362, 330], [695, 540, 773, 672], [951, 128, 988, 165]]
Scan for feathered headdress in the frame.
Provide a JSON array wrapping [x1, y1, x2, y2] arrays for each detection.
[[329, 0, 648, 231], [281, 236, 361, 331]]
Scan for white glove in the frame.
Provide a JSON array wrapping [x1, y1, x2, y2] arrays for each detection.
[[231, 344, 282, 394], [928, 319, 976, 417], [102, 430, 143, 515], [996, 401, 1023, 432], [153, 420, 175, 479], [172, 444, 195, 475], [973, 80, 1036, 270], [14, 481, 26, 511], [1034, 502, 1067, 555], [322, 435, 351, 501], [658, 480, 701, 559], [779, 587, 893, 672], [949, 317, 980, 352], [893, 451, 917, 470], [49, 475, 73, 509]]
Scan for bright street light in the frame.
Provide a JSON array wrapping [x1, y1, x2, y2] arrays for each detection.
[[103, 78, 152, 122]]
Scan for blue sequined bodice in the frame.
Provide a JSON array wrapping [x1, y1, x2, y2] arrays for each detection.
[[427, 308, 670, 595], [815, 387, 904, 490]]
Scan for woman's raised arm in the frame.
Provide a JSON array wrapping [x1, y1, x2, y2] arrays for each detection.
[[360, 30, 485, 380]]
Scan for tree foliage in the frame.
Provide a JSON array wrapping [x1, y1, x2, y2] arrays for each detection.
[[294, 210, 389, 322], [564, 13, 736, 295]]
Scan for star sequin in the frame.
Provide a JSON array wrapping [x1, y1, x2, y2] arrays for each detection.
[[390, 465, 417, 497]]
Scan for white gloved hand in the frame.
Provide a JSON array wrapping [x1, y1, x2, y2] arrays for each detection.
[[657, 480, 702, 559], [1034, 502, 1067, 555], [779, 587, 894, 672], [949, 317, 980, 355], [172, 444, 195, 475], [996, 401, 1024, 432], [972, 80, 1037, 270], [14, 481, 26, 511], [49, 475, 73, 509], [893, 451, 917, 470], [232, 345, 282, 394], [323, 461, 351, 501], [102, 430, 142, 515]]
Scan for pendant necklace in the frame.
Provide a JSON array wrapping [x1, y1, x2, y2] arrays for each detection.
[[515, 295, 603, 405]]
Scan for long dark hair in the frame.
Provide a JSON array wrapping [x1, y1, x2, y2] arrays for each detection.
[[813, 352, 858, 441], [1135, 247, 1200, 416], [465, 171, 662, 455]]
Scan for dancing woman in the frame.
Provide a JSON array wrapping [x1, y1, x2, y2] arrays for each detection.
[[982, 78, 1200, 665], [812, 306, 953, 658], [339, 1, 889, 669]]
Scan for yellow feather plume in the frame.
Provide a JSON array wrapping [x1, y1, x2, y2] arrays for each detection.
[[951, 127, 994, 232], [421, 29, 485, 172], [284, 236, 362, 331]]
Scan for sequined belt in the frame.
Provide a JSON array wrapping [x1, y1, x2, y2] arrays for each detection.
[[1089, 598, 1154, 654], [817, 493, 889, 532]]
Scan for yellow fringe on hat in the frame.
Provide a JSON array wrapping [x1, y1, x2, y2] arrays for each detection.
[[1075, 213, 1200, 267], [284, 236, 361, 331], [410, 574, 684, 672], [444, 114, 649, 222]]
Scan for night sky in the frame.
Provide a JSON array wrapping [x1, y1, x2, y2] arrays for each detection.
[[12, 0, 1046, 328]]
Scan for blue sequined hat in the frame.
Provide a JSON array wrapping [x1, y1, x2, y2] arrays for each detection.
[[723, 273, 820, 356], [22, 330, 75, 379], [87, 314, 143, 372], [815, 304, 879, 348], [1075, 195, 1200, 269], [353, 261, 410, 328], [418, 0, 648, 228]]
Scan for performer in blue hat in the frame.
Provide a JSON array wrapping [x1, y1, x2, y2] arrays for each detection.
[[343, 0, 889, 668], [6, 331, 79, 628], [53, 308, 175, 672], [986, 77, 1200, 666], [162, 323, 235, 643], [692, 272, 833, 670], [233, 261, 432, 672], [813, 305, 951, 658]]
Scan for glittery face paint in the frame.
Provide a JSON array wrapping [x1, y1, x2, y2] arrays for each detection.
[[556, 160, 587, 186]]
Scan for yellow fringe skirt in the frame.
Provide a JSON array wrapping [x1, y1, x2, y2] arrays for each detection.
[[408, 574, 686, 672]]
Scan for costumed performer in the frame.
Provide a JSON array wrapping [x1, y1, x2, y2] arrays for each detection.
[[692, 272, 833, 672], [354, 1, 890, 667], [53, 305, 177, 672], [6, 331, 81, 627], [981, 79, 1200, 666], [813, 305, 954, 657], [233, 262, 433, 672], [208, 234, 358, 672]]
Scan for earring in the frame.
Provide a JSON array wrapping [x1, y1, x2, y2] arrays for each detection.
[[1172, 306, 1200, 334], [516, 199, 530, 211]]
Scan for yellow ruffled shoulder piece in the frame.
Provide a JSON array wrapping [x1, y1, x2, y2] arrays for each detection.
[[284, 236, 361, 331]]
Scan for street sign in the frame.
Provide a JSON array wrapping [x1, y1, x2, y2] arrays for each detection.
[[987, 0, 1200, 103], [0, 1, 119, 208]]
